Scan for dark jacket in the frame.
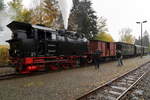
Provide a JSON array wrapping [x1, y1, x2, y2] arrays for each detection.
[[93, 50, 102, 60], [116, 50, 122, 58]]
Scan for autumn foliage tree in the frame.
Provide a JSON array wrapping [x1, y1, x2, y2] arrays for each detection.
[[119, 28, 135, 44], [8, 0, 59, 27], [8, 0, 32, 23], [0, 45, 9, 64], [95, 32, 114, 42], [31, 0, 59, 27]]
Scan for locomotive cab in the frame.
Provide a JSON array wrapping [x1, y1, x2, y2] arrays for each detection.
[[7, 21, 35, 58]]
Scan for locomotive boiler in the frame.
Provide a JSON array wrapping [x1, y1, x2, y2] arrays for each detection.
[[7, 21, 88, 73]]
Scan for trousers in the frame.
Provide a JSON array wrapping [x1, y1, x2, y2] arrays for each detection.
[[94, 59, 100, 69], [118, 58, 123, 66]]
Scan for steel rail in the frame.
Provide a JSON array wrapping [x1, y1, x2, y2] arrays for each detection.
[[76, 61, 150, 100], [0, 73, 18, 80], [116, 72, 147, 100]]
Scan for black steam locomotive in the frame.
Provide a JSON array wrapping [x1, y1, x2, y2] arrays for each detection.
[[7, 21, 149, 73], [7, 21, 88, 73]]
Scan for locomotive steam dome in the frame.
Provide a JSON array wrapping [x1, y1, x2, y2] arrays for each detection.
[[57, 29, 87, 42]]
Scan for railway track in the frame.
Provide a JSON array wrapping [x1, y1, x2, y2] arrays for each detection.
[[76, 62, 150, 100], [0, 69, 55, 81], [0, 65, 18, 80], [0, 72, 18, 80]]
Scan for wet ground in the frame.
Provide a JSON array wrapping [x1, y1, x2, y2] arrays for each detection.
[[0, 56, 149, 100]]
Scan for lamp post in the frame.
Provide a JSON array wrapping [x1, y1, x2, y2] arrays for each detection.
[[136, 20, 147, 58]]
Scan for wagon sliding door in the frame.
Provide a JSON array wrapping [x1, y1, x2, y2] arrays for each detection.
[[89, 40, 116, 58], [110, 43, 116, 57]]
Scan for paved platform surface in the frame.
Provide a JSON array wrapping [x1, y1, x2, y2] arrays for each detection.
[[0, 56, 149, 100]]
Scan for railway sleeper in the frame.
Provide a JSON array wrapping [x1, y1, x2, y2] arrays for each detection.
[[111, 85, 127, 91], [113, 81, 132, 87], [88, 92, 117, 100]]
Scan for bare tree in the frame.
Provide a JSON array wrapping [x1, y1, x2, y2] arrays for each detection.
[[97, 17, 108, 33], [119, 28, 135, 44]]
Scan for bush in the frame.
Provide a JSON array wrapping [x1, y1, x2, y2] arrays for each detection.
[[0, 45, 9, 65]]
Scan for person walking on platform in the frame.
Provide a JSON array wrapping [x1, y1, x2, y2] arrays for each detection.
[[116, 50, 123, 66], [93, 50, 102, 69]]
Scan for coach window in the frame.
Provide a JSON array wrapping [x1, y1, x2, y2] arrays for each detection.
[[37, 29, 45, 40], [27, 29, 34, 39], [17, 30, 27, 39], [38, 43, 45, 56], [52, 33, 56, 40], [46, 31, 52, 40]]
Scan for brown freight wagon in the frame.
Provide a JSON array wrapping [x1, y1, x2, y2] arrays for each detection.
[[88, 40, 116, 58]]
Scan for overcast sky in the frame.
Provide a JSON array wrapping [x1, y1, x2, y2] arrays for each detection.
[[92, 0, 150, 40], [1, 0, 150, 44]]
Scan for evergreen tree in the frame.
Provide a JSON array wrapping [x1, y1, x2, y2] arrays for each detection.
[[68, 0, 80, 31], [70, 0, 98, 39], [134, 36, 141, 45], [142, 30, 149, 47], [134, 30, 150, 47]]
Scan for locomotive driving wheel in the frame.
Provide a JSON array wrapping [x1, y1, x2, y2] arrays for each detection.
[[44, 64, 51, 72], [15, 59, 24, 73], [87, 57, 93, 64]]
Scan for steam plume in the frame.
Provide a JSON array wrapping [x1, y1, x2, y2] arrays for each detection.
[[58, 0, 73, 29]]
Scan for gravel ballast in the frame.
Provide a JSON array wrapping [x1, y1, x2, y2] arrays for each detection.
[[122, 64, 150, 100], [0, 56, 149, 100]]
